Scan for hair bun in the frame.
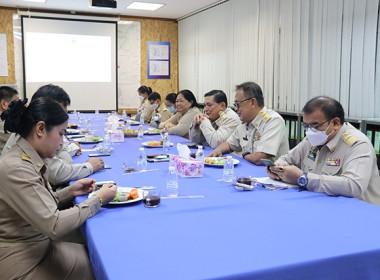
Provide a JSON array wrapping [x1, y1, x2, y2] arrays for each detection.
[[2, 98, 28, 133]]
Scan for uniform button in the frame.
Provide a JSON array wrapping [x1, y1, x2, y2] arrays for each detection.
[[36, 162, 42, 167], [254, 122, 259, 127]]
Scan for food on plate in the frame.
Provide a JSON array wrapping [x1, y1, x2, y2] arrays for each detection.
[[147, 140, 163, 146], [111, 188, 139, 202], [68, 123, 78, 129], [204, 157, 226, 165], [145, 129, 162, 134], [92, 136, 102, 142], [122, 129, 138, 137]]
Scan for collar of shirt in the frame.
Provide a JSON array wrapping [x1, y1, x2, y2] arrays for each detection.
[[324, 122, 347, 152], [16, 137, 46, 172]]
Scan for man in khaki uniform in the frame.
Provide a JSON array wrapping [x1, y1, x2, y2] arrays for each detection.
[[189, 90, 240, 149], [209, 82, 289, 165], [148, 92, 172, 128], [0, 86, 19, 153], [268, 96, 380, 206]]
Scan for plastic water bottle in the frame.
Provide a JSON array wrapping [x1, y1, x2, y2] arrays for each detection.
[[137, 124, 144, 139], [163, 132, 171, 153], [166, 166, 179, 197], [195, 145, 205, 164], [223, 156, 234, 182], [103, 133, 112, 154], [136, 147, 148, 171], [122, 110, 127, 120]]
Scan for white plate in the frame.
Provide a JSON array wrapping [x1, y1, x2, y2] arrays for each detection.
[[129, 121, 140, 126], [77, 137, 103, 144], [66, 129, 80, 135], [89, 187, 144, 205], [204, 157, 240, 167], [142, 141, 174, 148]]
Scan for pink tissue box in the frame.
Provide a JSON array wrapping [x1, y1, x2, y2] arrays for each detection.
[[172, 155, 203, 177]]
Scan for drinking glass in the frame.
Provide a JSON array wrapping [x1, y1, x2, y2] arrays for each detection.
[[122, 160, 136, 173], [143, 189, 161, 208]]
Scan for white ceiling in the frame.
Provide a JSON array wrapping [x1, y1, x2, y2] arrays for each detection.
[[0, 0, 222, 20]]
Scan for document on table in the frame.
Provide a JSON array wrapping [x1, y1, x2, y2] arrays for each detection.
[[253, 177, 299, 189]]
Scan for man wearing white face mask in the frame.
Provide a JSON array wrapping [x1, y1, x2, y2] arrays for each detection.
[[148, 92, 172, 128], [267, 96, 380, 206]]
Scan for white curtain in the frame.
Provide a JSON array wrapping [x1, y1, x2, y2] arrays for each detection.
[[178, 0, 380, 119]]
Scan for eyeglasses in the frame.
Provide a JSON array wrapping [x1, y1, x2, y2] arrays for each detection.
[[303, 119, 331, 132], [234, 97, 253, 109]]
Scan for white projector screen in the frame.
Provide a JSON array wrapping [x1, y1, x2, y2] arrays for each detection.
[[22, 16, 117, 111]]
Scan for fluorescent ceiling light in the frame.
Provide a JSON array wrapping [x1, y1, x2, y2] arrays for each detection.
[[126, 2, 164, 11], [22, 0, 47, 3]]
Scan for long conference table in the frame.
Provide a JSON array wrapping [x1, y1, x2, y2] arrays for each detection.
[[74, 113, 380, 280]]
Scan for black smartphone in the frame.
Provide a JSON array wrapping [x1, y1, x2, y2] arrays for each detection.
[[147, 154, 169, 159], [88, 153, 111, 157], [260, 158, 275, 167]]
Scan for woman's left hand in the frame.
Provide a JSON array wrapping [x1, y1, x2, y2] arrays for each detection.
[[69, 178, 96, 197]]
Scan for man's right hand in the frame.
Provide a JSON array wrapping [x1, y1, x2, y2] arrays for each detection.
[[208, 149, 223, 157], [96, 183, 117, 205], [87, 158, 104, 172]]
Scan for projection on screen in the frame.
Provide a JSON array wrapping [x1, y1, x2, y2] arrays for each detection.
[[25, 33, 111, 82], [22, 17, 117, 111]]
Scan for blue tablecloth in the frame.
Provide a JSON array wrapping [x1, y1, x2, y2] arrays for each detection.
[[73, 114, 380, 280]]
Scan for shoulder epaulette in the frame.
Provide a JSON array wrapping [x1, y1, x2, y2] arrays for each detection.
[[341, 132, 358, 147], [258, 110, 271, 122], [21, 153, 33, 163], [219, 111, 227, 120]]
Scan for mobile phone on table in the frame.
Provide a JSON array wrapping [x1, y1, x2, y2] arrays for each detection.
[[88, 153, 110, 157], [103, 164, 112, 169], [260, 158, 275, 168], [147, 154, 169, 159], [94, 180, 116, 190]]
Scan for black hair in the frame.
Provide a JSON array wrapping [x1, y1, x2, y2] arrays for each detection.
[[165, 93, 177, 105], [0, 86, 18, 102], [302, 96, 345, 124], [1, 97, 68, 138], [148, 92, 161, 101], [31, 84, 71, 108], [204, 90, 228, 107], [177, 90, 199, 108], [236, 82, 264, 107], [138, 86, 152, 96]]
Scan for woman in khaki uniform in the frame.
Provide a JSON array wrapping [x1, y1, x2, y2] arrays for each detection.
[[159, 90, 201, 139], [135, 85, 154, 123], [147, 92, 173, 128], [0, 98, 116, 279]]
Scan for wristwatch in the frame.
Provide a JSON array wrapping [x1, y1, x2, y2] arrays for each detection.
[[297, 172, 308, 187], [242, 152, 250, 158]]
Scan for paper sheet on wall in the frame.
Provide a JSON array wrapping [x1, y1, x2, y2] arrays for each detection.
[[0, 33, 8, 77], [117, 21, 141, 109]]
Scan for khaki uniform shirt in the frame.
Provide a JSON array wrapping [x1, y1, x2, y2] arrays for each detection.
[[0, 137, 100, 279], [0, 119, 10, 154], [159, 107, 200, 139], [1, 134, 94, 185], [139, 99, 154, 124], [227, 107, 289, 161], [150, 103, 173, 127], [189, 108, 241, 149], [276, 123, 380, 206]]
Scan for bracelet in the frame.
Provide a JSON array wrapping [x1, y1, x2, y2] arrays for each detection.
[[94, 193, 103, 206]]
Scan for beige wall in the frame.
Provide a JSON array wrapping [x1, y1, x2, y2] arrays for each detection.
[[0, 7, 178, 104]]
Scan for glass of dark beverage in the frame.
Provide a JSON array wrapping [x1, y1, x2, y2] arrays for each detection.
[[143, 189, 161, 208], [122, 161, 136, 173], [237, 177, 252, 185]]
